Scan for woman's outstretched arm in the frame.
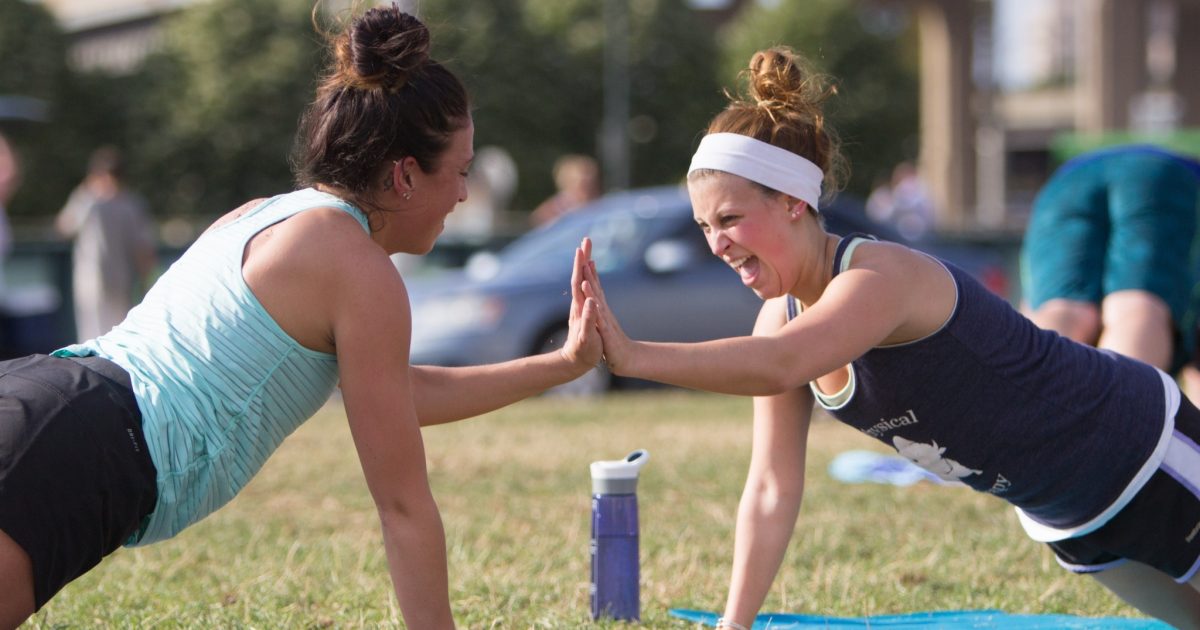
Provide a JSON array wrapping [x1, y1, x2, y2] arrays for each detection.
[[408, 239, 601, 425]]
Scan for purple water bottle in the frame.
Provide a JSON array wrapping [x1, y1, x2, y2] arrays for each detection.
[[590, 449, 650, 621]]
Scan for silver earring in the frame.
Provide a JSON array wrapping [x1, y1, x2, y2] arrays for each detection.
[[402, 191, 412, 200]]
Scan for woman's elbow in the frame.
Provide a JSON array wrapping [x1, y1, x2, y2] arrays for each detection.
[[748, 372, 803, 397], [745, 474, 804, 512], [374, 487, 440, 523]]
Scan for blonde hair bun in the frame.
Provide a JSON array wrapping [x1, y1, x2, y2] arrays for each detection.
[[699, 46, 847, 197]]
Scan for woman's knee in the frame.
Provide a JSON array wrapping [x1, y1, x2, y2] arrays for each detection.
[[1099, 290, 1174, 369], [1090, 561, 1200, 629], [1101, 290, 1173, 330], [1029, 298, 1102, 344]]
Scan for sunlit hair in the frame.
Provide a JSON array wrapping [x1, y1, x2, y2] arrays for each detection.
[[691, 47, 847, 206]]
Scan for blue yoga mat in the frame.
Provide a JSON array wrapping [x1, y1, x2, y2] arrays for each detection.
[[669, 608, 1170, 629]]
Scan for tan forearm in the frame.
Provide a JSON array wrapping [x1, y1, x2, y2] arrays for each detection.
[[410, 351, 586, 425], [378, 504, 455, 629], [722, 481, 803, 626], [617, 337, 797, 397]]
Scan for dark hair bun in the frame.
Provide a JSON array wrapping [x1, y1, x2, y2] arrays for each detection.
[[340, 6, 430, 92]]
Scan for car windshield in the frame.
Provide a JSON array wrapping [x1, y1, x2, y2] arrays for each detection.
[[499, 202, 664, 274]]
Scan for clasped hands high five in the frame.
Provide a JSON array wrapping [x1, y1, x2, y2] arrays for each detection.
[[566, 237, 635, 376]]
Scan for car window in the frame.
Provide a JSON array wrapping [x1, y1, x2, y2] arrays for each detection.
[[589, 212, 645, 273], [500, 208, 658, 274], [499, 214, 595, 268], [662, 214, 713, 259]]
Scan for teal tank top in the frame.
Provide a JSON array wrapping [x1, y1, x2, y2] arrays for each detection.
[[55, 188, 370, 545]]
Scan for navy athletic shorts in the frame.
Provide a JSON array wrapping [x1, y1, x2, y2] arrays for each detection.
[[0, 354, 157, 609], [1049, 392, 1200, 582]]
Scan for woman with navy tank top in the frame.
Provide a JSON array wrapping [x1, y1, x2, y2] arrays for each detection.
[[0, 7, 601, 629], [578, 47, 1200, 630]]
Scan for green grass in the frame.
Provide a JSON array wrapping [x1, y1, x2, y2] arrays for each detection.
[[27, 391, 1150, 628]]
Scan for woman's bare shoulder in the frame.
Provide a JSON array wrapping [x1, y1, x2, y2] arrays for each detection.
[[201, 197, 270, 236]]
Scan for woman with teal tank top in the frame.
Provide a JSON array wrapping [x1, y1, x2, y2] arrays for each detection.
[[1020, 144, 1200, 402], [575, 47, 1200, 630], [0, 7, 601, 629]]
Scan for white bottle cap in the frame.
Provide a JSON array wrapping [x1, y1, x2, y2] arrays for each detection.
[[590, 449, 650, 494]]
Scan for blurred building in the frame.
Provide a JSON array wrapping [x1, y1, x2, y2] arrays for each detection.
[[908, 0, 1200, 234], [36, 0, 366, 73], [37, 0, 196, 73]]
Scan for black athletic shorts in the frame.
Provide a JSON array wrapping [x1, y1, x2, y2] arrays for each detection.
[[0, 354, 157, 609], [1049, 393, 1200, 581]]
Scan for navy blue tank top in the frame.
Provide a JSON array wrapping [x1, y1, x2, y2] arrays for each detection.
[[795, 236, 1173, 535]]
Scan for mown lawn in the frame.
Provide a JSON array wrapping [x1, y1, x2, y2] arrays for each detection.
[[27, 391, 1148, 628]]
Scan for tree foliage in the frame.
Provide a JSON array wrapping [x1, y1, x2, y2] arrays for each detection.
[[0, 0, 81, 219], [103, 0, 722, 219], [425, 0, 724, 210], [128, 0, 323, 219], [420, 0, 585, 212], [0, 1, 68, 99], [720, 0, 920, 197], [0, 0, 919, 226]]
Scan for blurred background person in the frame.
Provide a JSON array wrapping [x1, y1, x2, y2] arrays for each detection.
[[529, 153, 600, 227], [55, 146, 157, 342], [866, 161, 934, 241], [1021, 144, 1200, 401], [0, 132, 18, 295], [392, 145, 518, 276], [447, 145, 517, 242], [865, 172, 894, 226]]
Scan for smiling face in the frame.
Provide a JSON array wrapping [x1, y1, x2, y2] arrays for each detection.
[[389, 119, 475, 254], [688, 172, 823, 300]]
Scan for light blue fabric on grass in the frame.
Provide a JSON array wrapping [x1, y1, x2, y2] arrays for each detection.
[[828, 449, 954, 486], [669, 608, 1170, 629]]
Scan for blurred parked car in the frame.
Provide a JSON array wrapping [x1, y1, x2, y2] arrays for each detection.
[[407, 186, 1011, 396]]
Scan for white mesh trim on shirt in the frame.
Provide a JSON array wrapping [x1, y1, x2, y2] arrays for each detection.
[[1015, 368, 1180, 542]]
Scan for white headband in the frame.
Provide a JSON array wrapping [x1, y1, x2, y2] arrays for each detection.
[[687, 132, 824, 211]]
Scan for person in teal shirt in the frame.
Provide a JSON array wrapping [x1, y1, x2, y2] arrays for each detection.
[[1021, 144, 1200, 400], [0, 7, 600, 629]]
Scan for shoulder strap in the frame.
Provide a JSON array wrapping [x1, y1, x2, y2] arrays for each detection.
[[786, 232, 879, 322], [831, 232, 878, 278]]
